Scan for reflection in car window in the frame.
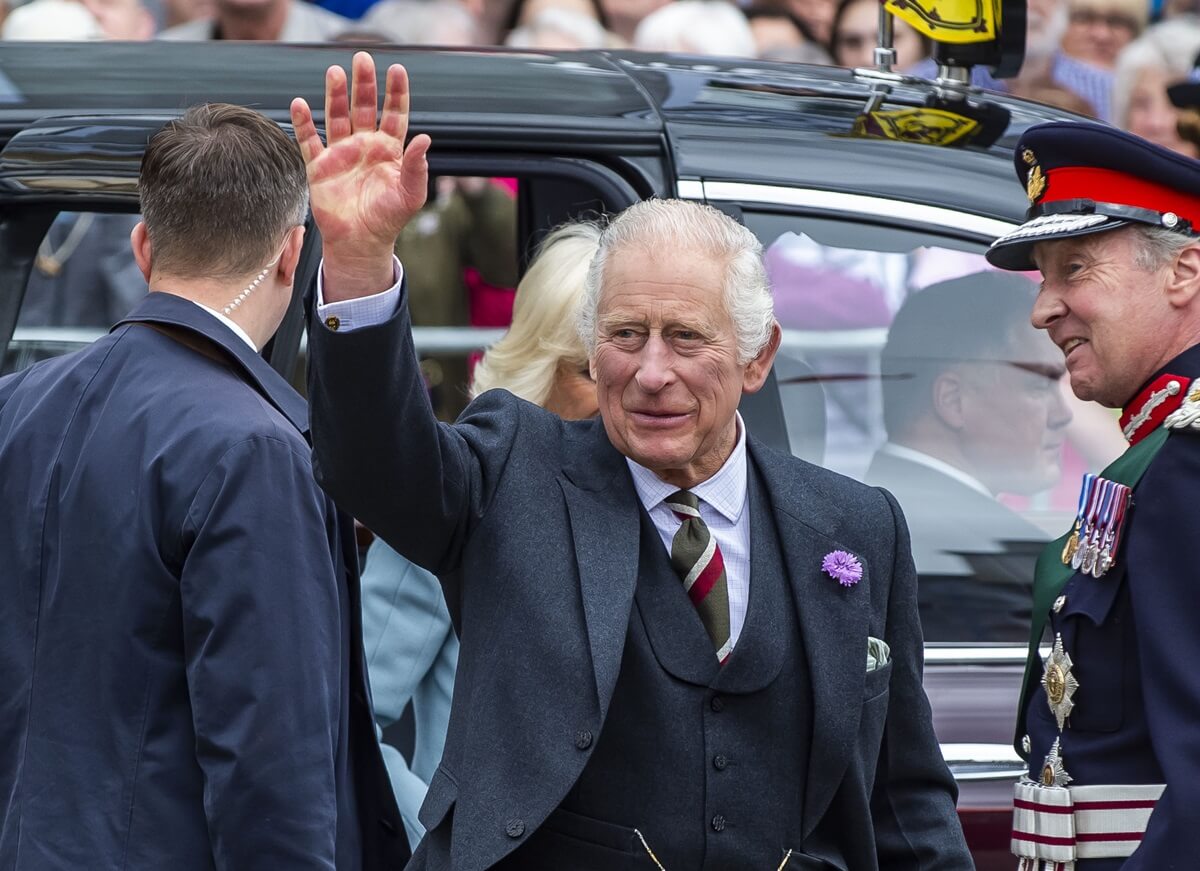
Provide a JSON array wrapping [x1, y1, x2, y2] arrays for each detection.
[[747, 211, 1126, 644], [5, 211, 146, 375]]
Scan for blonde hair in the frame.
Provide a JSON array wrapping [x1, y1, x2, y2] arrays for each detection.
[[470, 221, 601, 405]]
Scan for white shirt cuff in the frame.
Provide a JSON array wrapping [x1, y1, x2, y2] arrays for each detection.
[[315, 256, 405, 332]]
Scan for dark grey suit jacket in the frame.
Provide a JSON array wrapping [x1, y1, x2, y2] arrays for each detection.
[[308, 287, 970, 871]]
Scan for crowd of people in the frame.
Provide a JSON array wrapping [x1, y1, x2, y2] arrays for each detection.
[[4, 0, 1200, 151]]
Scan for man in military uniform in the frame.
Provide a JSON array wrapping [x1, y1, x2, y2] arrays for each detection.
[[987, 121, 1200, 870]]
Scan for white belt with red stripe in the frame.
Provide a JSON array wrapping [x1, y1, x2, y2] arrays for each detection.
[[1012, 778, 1164, 869]]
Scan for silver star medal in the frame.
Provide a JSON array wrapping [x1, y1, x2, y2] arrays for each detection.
[[1040, 737, 1073, 787], [1041, 634, 1079, 730]]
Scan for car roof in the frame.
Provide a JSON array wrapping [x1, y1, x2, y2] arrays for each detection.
[[0, 43, 1086, 220]]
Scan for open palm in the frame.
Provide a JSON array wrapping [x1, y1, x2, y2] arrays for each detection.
[[291, 53, 431, 258]]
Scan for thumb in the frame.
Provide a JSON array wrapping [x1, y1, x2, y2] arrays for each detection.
[[401, 134, 432, 211]]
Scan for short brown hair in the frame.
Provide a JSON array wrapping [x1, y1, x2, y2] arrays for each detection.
[[139, 103, 307, 279]]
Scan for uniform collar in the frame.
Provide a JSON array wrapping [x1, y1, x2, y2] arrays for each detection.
[[1119, 343, 1200, 446], [115, 291, 307, 434]]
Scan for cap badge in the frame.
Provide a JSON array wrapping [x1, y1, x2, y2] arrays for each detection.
[[1026, 164, 1046, 204]]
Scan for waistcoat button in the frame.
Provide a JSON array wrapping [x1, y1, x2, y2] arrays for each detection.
[[710, 696, 724, 712], [506, 819, 525, 838], [575, 730, 593, 750], [713, 754, 728, 771]]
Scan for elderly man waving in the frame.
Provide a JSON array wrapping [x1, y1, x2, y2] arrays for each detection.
[[989, 122, 1200, 871], [295, 52, 969, 871]]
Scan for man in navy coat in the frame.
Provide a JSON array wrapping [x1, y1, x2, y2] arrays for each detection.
[[0, 103, 407, 869], [988, 122, 1200, 870], [296, 53, 970, 870]]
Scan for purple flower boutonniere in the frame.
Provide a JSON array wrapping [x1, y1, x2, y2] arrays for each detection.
[[822, 550, 863, 587]]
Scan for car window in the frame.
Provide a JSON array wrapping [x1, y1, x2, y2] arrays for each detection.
[[744, 209, 1127, 645], [4, 211, 146, 376]]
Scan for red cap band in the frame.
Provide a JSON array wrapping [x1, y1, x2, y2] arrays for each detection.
[[1042, 166, 1200, 227]]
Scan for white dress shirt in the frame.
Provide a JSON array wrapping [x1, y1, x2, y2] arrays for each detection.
[[193, 301, 257, 352], [315, 260, 754, 649], [625, 415, 751, 650]]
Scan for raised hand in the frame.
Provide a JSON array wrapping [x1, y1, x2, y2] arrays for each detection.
[[291, 51, 431, 301]]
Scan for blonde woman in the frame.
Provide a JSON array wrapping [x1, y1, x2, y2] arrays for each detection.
[[360, 220, 601, 850]]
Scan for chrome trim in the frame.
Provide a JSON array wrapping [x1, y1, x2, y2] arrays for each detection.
[[779, 327, 886, 354], [13, 326, 507, 357], [675, 179, 704, 200], [695, 180, 1016, 239], [924, 646, 1048, 665]]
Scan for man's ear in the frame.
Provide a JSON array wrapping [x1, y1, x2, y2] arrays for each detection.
[[931, 370, 967, 430], [276, 225, 307, 287], [1165, 243, 1200, 309], [131, 222, 152, 284], [741, 321, 782, 395]]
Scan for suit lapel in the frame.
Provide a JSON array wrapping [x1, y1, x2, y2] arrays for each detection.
[[749, 440, 869, 839], [558, 420, 641, 722]]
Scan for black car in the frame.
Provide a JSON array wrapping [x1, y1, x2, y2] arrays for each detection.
[[0, 41, 1104, 869]]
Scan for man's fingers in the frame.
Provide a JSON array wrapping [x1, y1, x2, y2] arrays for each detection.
[[400, 133, 432, 212], [290, 98, 325, 165], [350, 51, 379, 136], [380, 64, 411, 143], [325, 64, 352, 144]]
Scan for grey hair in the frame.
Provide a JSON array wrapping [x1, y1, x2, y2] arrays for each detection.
[[1133, 224, 1200, 271], [577, 199, 775, 364], [1111, 18, 1200, 128]]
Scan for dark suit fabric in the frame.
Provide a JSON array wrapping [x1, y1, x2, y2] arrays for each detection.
[[308, 286, 970, 871], [866, 450, 1043, 643], [0, 293, 406, 870]]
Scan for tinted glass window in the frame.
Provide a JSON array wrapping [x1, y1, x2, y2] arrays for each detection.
[[4, 211, 145, 375], [745, 210, 1127, 645]]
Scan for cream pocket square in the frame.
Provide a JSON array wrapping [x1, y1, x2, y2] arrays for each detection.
[[866, 636, 891, 672]]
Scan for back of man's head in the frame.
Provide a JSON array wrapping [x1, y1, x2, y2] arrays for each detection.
[[881, 271, 1039, 438], [139, 103, 307, 281]]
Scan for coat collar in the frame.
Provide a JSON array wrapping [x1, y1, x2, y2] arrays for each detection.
[[1119, 342, 1200, 446], [115, 291, 308, 434]]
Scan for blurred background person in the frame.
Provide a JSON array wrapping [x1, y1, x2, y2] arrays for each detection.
[[504, 0, 609, 32], [1111, 17, 1200, 155], [363, 222, 601, 850], [633, 0, 756, 56], [867, 273, 1071, 643], [505, 5, 614, 47], [744, 3, 829, 60], [1, 0, 104, 37], [830, 0, 927, 70], [160, 0, 348, 40], [359, 0, 479, 44], [1047, 0, 1145, 118], [597, 0, 668, 42]]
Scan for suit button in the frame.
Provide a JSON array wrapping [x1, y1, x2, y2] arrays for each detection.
[[506, 819, 525, 838], [575, 730, 593, 750], [711, 814, 726, 832], [710, 696, 724, 712], [324, 315, 341, 331], [713, 754, 728, 771]]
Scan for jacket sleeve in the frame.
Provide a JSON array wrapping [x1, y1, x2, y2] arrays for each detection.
[[870, 489, 973, 870], [1122, 436, 1200, 870], [307, 278, 521, 581], [180, 435, 344, 869]]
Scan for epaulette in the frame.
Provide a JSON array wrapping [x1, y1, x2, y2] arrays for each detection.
[[1164, 378, 1200, 432]]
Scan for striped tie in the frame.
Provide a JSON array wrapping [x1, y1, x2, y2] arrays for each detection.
[[664, 490, 732, 662]]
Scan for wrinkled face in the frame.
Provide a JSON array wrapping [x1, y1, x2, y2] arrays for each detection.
[[1060, 4, 1137, 68], [1127, 66, 1196, 158], [954, 329, 1072, 495], [545, 359, 599, 420], [590, 245, 776, 488], [1032, 229, 1174, 407]]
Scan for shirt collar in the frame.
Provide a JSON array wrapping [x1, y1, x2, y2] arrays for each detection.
[[194, 301, 258, 352], [626, 412, 748, 523], [879, 442, 993, 498]]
